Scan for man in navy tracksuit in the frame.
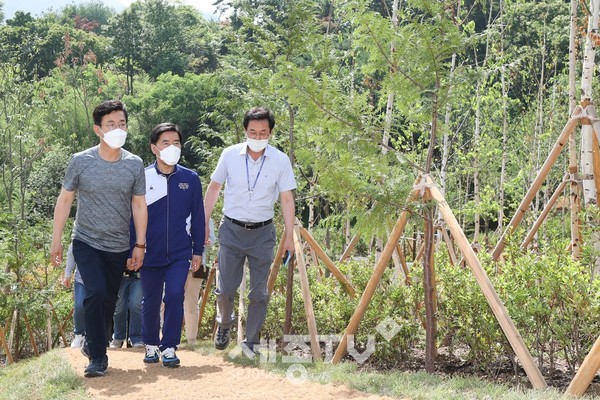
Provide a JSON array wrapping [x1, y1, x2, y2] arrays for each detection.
[[132, 122, 205, 368]]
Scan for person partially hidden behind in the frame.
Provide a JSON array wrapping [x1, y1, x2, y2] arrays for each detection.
[[203, 106, 296, 354], [110, 266, 143, 349], [50, 100, 147, 378], [135, 122, 205, 368], [62, 242, 85, 348]]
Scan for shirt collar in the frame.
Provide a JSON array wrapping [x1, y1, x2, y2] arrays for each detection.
[[153, 162, 179, 177]]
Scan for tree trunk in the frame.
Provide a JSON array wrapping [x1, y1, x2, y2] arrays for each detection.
[[576, 0, 600, 261], [498, 0, 507, 231]]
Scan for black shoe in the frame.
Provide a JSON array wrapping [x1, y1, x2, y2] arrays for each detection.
[[80, 339, 91, 360], [215, 326, 231, 350], [84, 355, 108, 378]]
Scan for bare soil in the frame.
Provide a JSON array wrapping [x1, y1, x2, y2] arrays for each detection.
[[64, 347, 399, 400]]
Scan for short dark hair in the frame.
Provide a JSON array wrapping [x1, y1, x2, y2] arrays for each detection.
[[243, 106, 275, 130], [149, 122, 183, 145], [92, 100, 128, 126]]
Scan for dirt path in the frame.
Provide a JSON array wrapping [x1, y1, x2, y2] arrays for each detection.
[[64, 347, 398, 400]]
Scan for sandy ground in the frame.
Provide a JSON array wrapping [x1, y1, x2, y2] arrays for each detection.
[[64, 347, 398, 400]]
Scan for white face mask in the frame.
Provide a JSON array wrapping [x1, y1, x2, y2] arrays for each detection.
[[101, 128, 127, 149], [246, 138, 268, 152], [159, 145, 181, 166]]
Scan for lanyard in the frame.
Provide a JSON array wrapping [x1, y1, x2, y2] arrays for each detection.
[[246, 153, 266, 199]]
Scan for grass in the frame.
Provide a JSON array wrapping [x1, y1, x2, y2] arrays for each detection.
[[0, 350, 90, 400], [0, 343, 597, 399], [189, 340, 594, 400]]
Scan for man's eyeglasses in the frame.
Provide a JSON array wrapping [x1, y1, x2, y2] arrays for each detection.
[[246, 130, 271, 140], [102, 122, 127, 130]]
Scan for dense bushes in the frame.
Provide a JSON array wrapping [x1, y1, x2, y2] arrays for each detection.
[[260, 238, 600, 377]]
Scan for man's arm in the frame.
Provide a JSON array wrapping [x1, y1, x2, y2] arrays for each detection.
[[130, 194, 147, 271], [203, 180, 222, 244], [50, 188, 75, 266], [280, 190, 296, 255]]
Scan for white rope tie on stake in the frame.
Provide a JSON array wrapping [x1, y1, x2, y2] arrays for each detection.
[[413, 175, 434, 197]]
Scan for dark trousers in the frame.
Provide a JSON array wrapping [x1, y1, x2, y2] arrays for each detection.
[[140, 258, 189, 351], [72, 239, 127, 359]]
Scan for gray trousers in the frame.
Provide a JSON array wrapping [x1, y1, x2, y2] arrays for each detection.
[[215, 217, 276, 344]]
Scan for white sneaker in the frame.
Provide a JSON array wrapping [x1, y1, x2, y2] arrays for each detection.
[[70, 334, 85, 348], [110, 339, 124, 349], [144, 345, 160, 363]]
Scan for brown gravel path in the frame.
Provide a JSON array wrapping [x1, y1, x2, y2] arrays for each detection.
[[64, 347, 399, 400]]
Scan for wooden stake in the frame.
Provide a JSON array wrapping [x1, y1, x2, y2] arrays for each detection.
[[439, 225, 458, 266], [299, 224, 356, 297], [0, 323, 13, 365], [267, 236, 286, 295], [492, 112, 580, 261], [339, 233, 361, 263], [428, 178, 547, 389], [294, 225, 321, 361], [566, 335, 600, 396], [394, 243, 412, 285], [198, 259, 217, 332], [281, 255, 294, 352], [520, 174, 570, 250], [22, 313, 39, 356], [332, 185, 420, 364]]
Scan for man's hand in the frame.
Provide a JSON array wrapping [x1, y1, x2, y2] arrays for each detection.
[[130, 247, 145, 271], [191, 255, 202, 271], [62, 275, 72, 288], [50, 242, 63, 266]]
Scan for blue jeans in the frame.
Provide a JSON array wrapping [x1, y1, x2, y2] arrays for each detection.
[[73, 281, 86, 335], [72, 239, 127, 359], [113, 275, 143, 344]]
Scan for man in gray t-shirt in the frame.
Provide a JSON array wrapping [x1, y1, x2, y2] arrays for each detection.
[[50, 100, 147, 378]]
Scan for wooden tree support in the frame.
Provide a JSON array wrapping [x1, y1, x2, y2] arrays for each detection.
[[22, 313, 39, 356], [520, 173, 570, 250], [0, 322, 14, 365], [298, 221, 356, 297], [566, 335, 600, 396], [332, 175, 547, 390], [52, 307, 74, 348], [394, 243, 412, 285], [267, 236, 287, 295], [293, 224, 321, 361], [332, 179, 420, 364], [197, 259, 217, 332], [492, 107, 582, 261], [339, 233, 361, 263], [438, 224, 459, 266], [427, 176, 547, 389]]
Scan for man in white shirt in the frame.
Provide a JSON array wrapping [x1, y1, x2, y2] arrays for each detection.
[[203, 106, 296, 353]]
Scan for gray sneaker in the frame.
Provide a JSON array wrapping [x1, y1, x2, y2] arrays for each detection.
[[109, 339, 124, 349], [215, 326, 231, 350]]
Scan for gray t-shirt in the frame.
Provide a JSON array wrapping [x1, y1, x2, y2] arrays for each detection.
[[63, 146, 146, 252]]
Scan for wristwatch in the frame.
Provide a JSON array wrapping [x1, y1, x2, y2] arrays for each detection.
[[134, 243, 146, 249]]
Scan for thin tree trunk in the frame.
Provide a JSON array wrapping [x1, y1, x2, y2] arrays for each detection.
[[498, 0, 507, 231], [575, 0, 600, 259]]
